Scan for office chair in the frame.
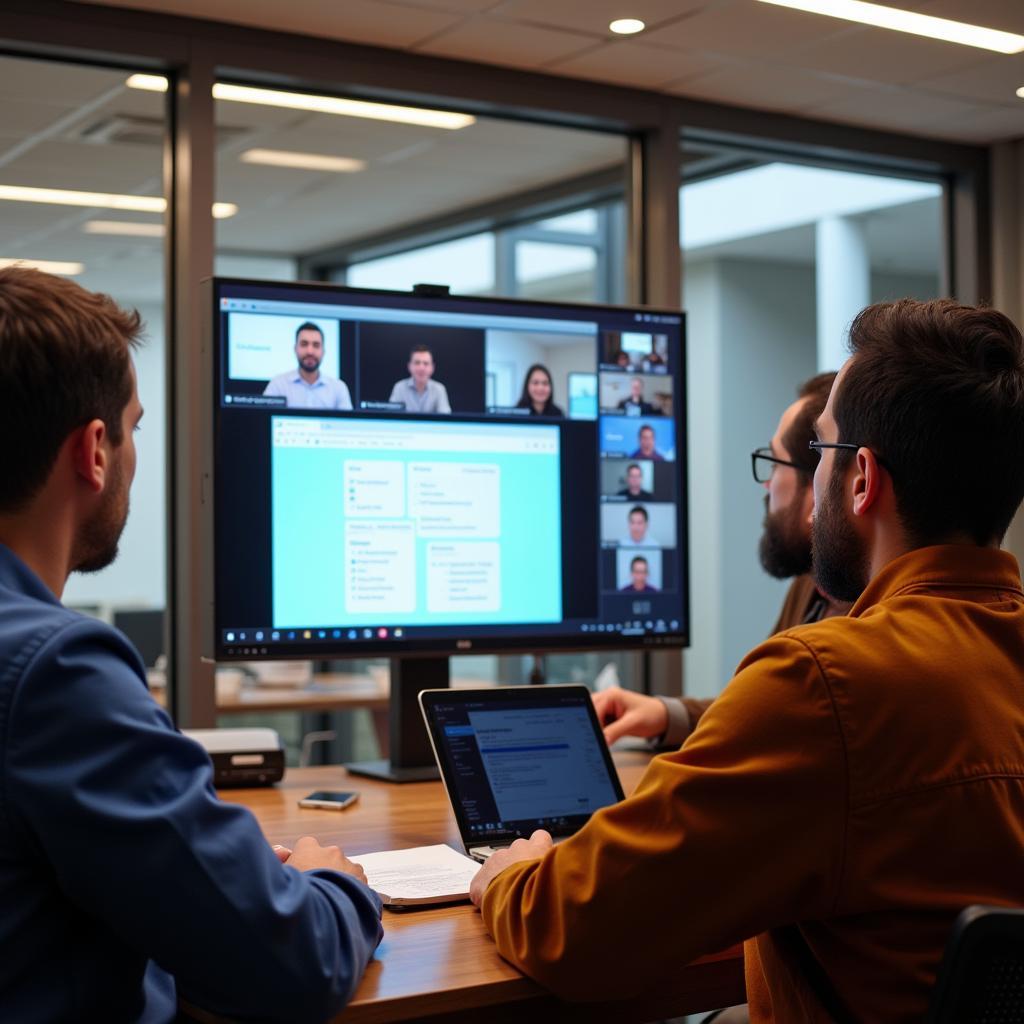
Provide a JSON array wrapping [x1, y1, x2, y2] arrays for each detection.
[[928, 905, 1024, 1023]]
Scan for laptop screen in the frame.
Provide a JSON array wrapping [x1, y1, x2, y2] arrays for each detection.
[[421, 686, 624, 844]]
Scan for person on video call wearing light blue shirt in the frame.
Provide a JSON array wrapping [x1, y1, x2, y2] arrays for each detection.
[[389, 345, 451, 414], [263, 321, 353, 410]]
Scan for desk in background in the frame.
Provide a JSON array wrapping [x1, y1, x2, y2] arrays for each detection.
[[223, 750, 745, 1023]]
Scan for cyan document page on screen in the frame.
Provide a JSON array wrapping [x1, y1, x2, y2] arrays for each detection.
[[466, 707, 619, 822], [270, 417, 562, 628]]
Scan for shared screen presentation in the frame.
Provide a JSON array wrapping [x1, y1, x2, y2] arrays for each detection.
[[271, 418, 561, 628]]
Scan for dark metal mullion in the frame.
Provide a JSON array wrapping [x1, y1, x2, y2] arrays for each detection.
[[168, 47, 217, 727], [635, 110, 684, 698]]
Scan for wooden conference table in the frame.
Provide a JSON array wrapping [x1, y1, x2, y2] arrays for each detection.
[[221, 749, 745, 1023]]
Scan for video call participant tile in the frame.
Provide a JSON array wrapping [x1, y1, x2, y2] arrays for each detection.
[[357, 321, 485, 415]]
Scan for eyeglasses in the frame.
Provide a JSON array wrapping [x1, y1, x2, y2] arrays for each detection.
[[751, 447, 807, 484], [808, 441, 860, 456], [808, 440, 890, 474]]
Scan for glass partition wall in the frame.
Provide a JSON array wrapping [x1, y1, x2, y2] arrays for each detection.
[[680, 142, 945, 698], [0, 3, 980, 746], [0, 53, 169, 695]]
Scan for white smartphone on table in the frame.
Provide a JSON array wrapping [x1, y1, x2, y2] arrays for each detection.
[[298, 790, 360, 810]]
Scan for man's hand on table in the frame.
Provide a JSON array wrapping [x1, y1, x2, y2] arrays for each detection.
[[592, 686, 668, 744], [470, 830, 553, 907], [271, 836, 369, 885]]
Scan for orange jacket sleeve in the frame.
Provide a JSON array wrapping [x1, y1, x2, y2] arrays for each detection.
[[480, 633, 848, 1002]]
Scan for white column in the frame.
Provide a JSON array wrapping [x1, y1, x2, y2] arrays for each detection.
[[816, 215, 870, 371]]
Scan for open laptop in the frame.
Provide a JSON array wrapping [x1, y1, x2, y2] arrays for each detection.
[[419, 685, 625, 863]]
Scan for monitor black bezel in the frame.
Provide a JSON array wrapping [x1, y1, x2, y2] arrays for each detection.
[[210, 275, 689, 661]]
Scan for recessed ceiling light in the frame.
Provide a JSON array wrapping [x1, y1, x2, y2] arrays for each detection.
[[126, 74, 476, 130], [609, 18, 646, 35], [83, 220, 166, 237], [0, 185, 237, 219], [0, 258, 84, 275], [755, 0, 1024, 54], [240, 149, 367, 173]]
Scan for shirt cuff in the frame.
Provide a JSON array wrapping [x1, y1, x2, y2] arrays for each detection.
[[647, 697, 691, 749]]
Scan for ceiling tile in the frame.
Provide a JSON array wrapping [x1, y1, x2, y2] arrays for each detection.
[[414, 18, 594, 67], [921, 103, 1024, 143], [1, 140, 162, 193], [492, 0, 706, 35], [0, 100, 86, 139], [913, 0, 1024, 36], [0, 54, 125, 104], [546, 40, 715, 89], [669, 61, 873, 113], [914, 56, 1024, 106], [74, 0, 462, 48], [805, 84, 984, 135], [783, 25, 992, 86], [642, 1, 855, 59], [392, 0, 502, 11]]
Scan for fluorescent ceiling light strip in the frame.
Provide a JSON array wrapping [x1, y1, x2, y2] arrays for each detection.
[[755, 0, 1024, 53], [0, 185, 237, 219], [0, 258, 84, 275], [125, 74, 475, 129], [83, 220, 165, 237], [240, 148, 366, 172], [212, 83, 475, 130], [0, 184, 165, 213]]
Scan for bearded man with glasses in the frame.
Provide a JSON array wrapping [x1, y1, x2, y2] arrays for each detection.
[[595, 370, 847, 750]]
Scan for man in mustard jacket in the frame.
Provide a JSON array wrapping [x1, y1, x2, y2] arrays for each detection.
[[470, 298, 1024, 1022]]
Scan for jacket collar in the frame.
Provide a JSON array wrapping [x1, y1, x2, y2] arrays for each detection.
[[0, 542, 62, 607], [849, 544, 1023, 618]]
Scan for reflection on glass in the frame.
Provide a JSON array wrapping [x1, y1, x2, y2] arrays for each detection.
[[0, 55, 167, 625], [349, 234, 495, 294]]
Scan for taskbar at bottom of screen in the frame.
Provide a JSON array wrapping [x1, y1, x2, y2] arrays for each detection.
[[219, 617, 684, 654]]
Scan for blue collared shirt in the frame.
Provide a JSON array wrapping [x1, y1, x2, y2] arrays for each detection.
[[0, 544, 381, 1023], [264, 370, 353, 410], [388, 377, 451, 414]]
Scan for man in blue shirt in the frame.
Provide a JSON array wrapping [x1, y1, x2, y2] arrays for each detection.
[[629, 423, 665, 461], [0, 267, 382, 1023], [264, 321, 353, 409]]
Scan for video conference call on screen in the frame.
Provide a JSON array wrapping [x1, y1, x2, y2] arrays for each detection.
[[212, 279, 687, 658]]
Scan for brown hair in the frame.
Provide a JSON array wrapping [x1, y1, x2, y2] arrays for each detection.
[[834, 298, 1024, 546], [0, 267, 142, 513], [782, 370, 838, 474]]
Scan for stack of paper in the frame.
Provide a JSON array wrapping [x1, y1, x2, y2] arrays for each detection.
[[351, 844, 480, 907]]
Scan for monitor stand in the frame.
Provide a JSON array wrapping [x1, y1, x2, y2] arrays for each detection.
[[345, 656, 449, 784]]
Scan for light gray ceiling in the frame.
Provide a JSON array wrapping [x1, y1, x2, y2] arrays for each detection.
[[73, 0, 1024, 144]]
